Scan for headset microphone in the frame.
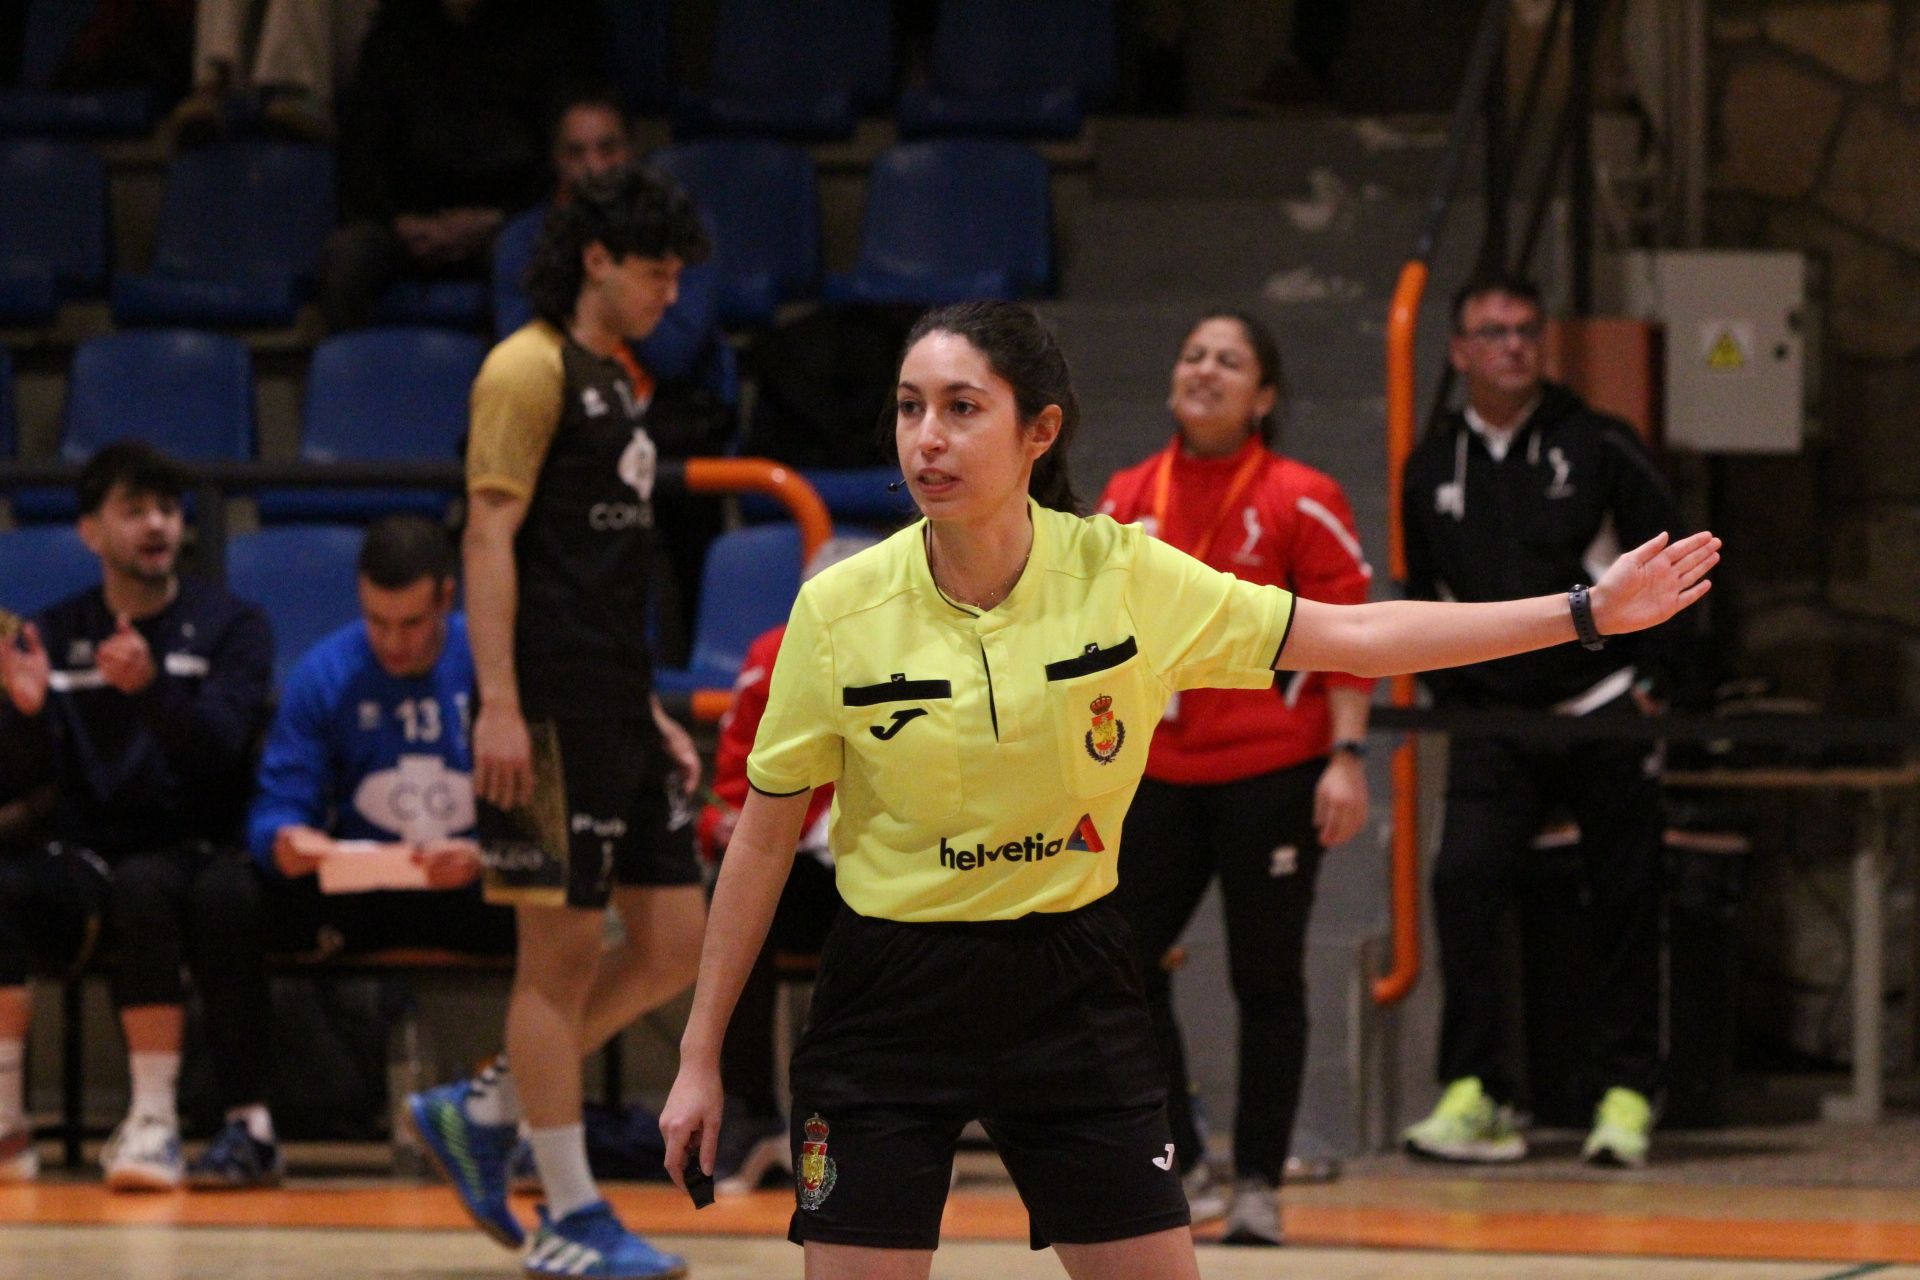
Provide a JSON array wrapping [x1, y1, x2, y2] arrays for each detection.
[[887, 478, 907, 492]]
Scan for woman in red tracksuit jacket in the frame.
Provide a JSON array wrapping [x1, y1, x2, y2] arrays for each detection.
[[1098, 311, 1373, 1245]]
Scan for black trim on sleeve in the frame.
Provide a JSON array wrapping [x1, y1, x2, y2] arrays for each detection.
[[748, 780, 811, 798], [841, 679, 953, 707], [1043, 636, 1139, 682], [1270, 597, 1299, 670]]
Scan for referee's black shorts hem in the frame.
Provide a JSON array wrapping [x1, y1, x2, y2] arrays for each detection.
[[1029, 1205, 1193, 1252], [786, 1216, 943, 1252]]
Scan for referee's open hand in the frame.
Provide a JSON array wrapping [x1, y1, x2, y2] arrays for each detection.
[[473, 702, 535, 811], [1591, 530, 1720, 637]]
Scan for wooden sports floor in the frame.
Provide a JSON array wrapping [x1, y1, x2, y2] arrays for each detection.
[[5, 1169, 1919, 1279]]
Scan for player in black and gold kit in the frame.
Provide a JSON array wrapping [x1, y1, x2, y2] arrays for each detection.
[[407, 164, 708, 1280]]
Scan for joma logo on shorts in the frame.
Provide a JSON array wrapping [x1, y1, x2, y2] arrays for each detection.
[[937, 814, 1104, 872]]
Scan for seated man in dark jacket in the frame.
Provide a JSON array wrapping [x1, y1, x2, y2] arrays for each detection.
[[0, 443, 278, 1190]]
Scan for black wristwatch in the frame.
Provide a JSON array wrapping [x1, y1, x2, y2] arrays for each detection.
[[1332, 738, 1368, 759], [1568, 584, 1607, 651]]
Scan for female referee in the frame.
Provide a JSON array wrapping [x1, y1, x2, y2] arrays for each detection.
[[1097, 311, 1372, 1242], [660, 300, 1717, 1280]]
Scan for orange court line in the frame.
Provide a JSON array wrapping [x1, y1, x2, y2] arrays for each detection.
[[2, 1183, 1918, 1264]]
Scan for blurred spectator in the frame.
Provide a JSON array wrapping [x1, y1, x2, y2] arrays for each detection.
[[319, 0, 604, 331], [247, 515, 512, 959], [693, 535, 873, 1193], [0, 608, 58, 1179], [0, 443, 279, 1191], [168, 0, 379, 146], [43, 0, 194, 104], [1099, 311, 1372, 1244], [1399, 275, 1681, 1171]]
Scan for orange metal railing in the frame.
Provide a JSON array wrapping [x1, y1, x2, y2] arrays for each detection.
[[1377, 262, 1428, 1007]]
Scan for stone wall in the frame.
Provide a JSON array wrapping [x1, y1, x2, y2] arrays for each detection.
[[1705, 0, 1919, 1067], [1709, 0, 1920, 695]]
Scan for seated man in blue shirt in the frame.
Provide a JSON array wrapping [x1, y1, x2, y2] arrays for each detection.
[[0, 443, 278, 1191], [249, 515, 513, 961]]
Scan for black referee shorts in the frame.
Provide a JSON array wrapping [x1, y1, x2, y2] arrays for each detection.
[[785, 896, 1189, 1252]]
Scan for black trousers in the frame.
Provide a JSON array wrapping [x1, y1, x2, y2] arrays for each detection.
[[260, 875, 517, 959], [1113, 761, 1326, 1187], [1432, 717, 1664, 1102], [0, 842, 272, 1110]]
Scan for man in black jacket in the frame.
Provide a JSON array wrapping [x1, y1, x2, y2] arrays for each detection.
[[1399, 276, 1678, 1170], [0, 444, 279, 1189]]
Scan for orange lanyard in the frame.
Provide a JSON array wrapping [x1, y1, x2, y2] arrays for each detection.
[[1148, 439, 1267, 563]]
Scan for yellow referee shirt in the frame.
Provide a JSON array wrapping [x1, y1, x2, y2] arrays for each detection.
[[746, 500, 1297, 922]]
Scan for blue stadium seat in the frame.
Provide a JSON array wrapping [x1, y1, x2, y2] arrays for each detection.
[[601, 0, 674, 112], [12, 331, 256, 522], [0, 0, 155, 136], [898, 0, 1116, 139], [257, 327, 485, 523], [489, 205, 547, 337], [226, 524, 365, 685], [112, 143, 336, 327], [653, 524, 804, 694], [827, 141, 1052, 305], [0, 139, 108, 324], [0, 526, 97, 618], [651, 140, 821, 327], [673, 0, 893, 141], [372, 279, 492, 330]]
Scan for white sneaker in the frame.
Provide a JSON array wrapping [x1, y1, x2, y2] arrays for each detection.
[[101, 1114, 183, 1191], [1221, 1178, 1283, 1246], [1183, 1163, 1226, 1224], [0, 1127, 38, 1182]]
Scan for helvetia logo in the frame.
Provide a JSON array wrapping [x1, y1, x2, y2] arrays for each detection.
[[938, 814, 1103, 871]]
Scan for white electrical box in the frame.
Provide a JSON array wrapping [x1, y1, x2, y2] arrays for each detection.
[[1612, 251, 1806, 453]]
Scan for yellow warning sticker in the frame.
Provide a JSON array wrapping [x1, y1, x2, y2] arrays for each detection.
[[1701, 321, 1754, 373]]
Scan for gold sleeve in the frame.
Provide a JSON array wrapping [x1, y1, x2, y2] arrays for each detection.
[[467, 325, 567, 500]]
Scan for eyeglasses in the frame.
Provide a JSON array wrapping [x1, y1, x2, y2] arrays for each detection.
[[1460, 321, 1544, 345]]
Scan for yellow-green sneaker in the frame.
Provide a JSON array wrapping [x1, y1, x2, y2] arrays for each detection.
[[1582, 1086, 1652, 1169], [1403, 1077, 1527, 1163]]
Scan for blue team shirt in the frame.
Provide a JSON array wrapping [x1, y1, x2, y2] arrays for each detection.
[[247, 614, 475, 875]]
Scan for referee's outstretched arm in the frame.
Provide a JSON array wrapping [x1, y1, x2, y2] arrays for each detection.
[[1280, 530, 1719, 679], [660, 788, 812, 1188]]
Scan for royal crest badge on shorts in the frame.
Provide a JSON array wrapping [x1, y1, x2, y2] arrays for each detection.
[[1084, 694, 1125, 764], [797, 1113, 837, 1210]]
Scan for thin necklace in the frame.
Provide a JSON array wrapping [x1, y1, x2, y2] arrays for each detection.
[[926, 526, 1030, 611]]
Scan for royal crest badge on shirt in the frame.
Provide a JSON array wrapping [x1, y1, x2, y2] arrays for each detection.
[[797, 1113, 837, 1210], [1084, 694, 1125, 765]]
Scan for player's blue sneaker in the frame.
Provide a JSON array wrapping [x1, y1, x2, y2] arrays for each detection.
[[407, 1080, 523, 1248], [524, 1200, 687, 1279], [187, 1117, 285, 1188]]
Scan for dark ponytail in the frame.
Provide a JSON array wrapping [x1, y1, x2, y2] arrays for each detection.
[[901, 301, 1082, 514]]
